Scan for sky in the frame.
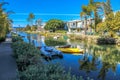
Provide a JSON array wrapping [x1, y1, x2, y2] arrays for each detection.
[[2, 0, 120, 27]]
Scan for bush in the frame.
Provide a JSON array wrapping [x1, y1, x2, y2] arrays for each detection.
[[97, 37, 116, 45], [12, 41, 90, 80], [12, 36, 23, 42], [0, 37, 5, 42], [45, 37, 66, 46], [12, 41, 41, 71], [55, 30, 67, 33], [20, 63, 84, 80]]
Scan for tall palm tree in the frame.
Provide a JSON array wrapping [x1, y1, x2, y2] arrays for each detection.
[[102, 0, 112, 18], [0, 1, 8, 8], [80, 5, 91, 35], [4, 10, 14, 33], [27, 13, 35, 26], [0, 1, 12, 39], [88, 0, 102, 32]]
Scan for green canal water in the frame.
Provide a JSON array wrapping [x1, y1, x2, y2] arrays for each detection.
[[18, 32, 120, 80]]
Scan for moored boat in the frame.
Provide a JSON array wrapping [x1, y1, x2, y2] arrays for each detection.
[[58, 45, 71, 48], [40, 46, 63, 59], [57, 48, 84, 53]]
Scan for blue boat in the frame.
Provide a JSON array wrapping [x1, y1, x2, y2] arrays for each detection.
[[40, 46, 63, 59]]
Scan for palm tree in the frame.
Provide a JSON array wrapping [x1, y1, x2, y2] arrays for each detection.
[[3, 11, 14, 33], [102, 0, 112, 18], [88, 0, 102, 32], [27, 13, 35, 26], [0, 1, 12, 39], [0, 1, 8, 8], [80, 5, 91, 35]]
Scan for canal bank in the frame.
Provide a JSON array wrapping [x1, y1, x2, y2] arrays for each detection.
[[67, 33, 120, 45]]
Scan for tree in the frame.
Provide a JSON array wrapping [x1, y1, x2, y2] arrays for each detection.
[[25, 24, 31, 31], [31, 25, 37, 31], [0, 1, 12, 41], [80, 0, 102, 34], [96, 22, 106, 35], [88, 0, 102, 32], [114, 11, 120, 31], [44, 19, 65, 32], [102, 0, 112, 18], [27, 13, 35, 26], [80, 5, 92, 35], [97, 11, 120, 37]]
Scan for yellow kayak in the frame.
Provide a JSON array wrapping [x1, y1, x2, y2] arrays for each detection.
[[57, 48, 84, 53]]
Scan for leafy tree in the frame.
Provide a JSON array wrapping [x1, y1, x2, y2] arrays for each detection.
[[31, 25, 37, 31], [44, 19, 65, 32], [114, 11, 120, 31], [96, 22, 106, 35], [97, 11, 120, 37], [25, 24, 31, 31]]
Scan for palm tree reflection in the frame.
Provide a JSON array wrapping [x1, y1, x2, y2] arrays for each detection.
[[79, 44, 119, 80], [98, 62, 117, 80], [79, 52, 100, 74]]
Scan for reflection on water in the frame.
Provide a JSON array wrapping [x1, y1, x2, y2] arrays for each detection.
[[67, 41, 120, 80], [18, 32, 120, 80]]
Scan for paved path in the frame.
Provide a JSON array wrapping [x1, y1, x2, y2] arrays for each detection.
[[0, 38, 17, 80]]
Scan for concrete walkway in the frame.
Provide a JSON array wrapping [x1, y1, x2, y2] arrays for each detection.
[[0, 37, 17, 80]]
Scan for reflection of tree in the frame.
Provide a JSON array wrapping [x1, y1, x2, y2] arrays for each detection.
[[98, 62, 109, 80], [93, 46, 119, 80], [79, 53, 99, 74], [80, 43, 119, 80], [98, 62, 117, 80]]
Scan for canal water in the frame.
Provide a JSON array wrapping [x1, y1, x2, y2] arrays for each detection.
[[18, 32, 120, 80]]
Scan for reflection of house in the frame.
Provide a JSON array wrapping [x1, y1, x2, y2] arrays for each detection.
[[66, 19, 94, 32]]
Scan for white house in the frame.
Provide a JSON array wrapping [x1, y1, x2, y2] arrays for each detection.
[[37, 23, 46, 31], [66, 18, 94, 32]]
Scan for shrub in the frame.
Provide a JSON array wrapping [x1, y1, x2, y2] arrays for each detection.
[[20, 63, 84, 80], [97, 37, 116, 45], [12, 36, 23, 42], [12, 41, 41, 71], [55, 30, 67, 33], [45, 37, 66, 46], [0, 37, 5, 42]]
